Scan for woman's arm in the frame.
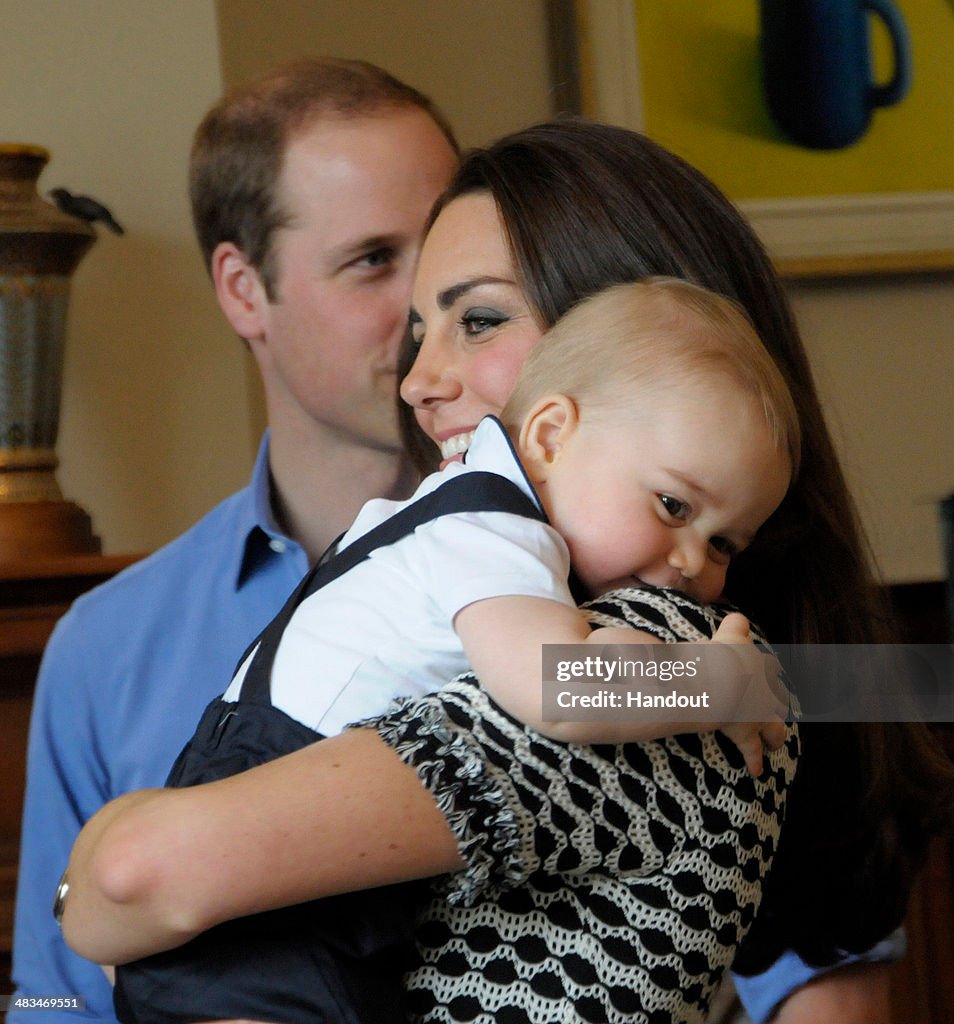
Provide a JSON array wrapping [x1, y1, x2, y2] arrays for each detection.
[[62, 728, 462, 966]]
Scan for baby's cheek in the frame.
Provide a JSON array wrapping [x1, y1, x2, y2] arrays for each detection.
[[696, 569, 728, 605]]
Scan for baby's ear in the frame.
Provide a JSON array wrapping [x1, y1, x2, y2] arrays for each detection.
[[517, 394, 579, 480]]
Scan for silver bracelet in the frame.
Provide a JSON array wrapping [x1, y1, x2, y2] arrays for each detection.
[[52, 872, 70, 927]]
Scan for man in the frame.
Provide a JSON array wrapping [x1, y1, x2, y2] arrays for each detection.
[[10, 57, 459, 1022]]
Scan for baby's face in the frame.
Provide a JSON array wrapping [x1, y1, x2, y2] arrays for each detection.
[[529, 383, 792, 604]]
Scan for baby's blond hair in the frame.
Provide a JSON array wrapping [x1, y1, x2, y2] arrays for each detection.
[[500, 278, 801, 477]]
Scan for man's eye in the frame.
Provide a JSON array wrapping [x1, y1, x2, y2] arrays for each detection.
[[658, 494, 689, 520], [359, 247, 394, 268], [460, 308, 506, 335]]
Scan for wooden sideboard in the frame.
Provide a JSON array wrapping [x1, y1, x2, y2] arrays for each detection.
[[0, 568, 950, 1020]]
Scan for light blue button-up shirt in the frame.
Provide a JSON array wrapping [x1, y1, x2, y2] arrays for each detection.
[[732, 929, 906, 1022], [10, 434, 308, 1022]]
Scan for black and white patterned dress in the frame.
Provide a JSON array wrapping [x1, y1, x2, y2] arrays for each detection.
[[365, 587, 799, 1024]]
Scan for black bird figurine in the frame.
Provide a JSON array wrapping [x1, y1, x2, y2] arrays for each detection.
[[49, 187, 124, 235]]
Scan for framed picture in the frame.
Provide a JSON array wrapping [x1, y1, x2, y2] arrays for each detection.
[[553, 0, 954, 277]]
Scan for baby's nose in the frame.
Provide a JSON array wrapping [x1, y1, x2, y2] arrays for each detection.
[[667, 537, 707, 581]]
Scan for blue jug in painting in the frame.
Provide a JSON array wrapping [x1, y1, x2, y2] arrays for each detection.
[[759, 0, 912, 149]]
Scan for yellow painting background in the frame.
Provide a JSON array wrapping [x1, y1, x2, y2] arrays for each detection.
[[635, 0, 954, 200]]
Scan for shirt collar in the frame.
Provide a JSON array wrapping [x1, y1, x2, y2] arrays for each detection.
[[235, 431, 305, 589], [463, 415, 545, 513], [466, 415, 591, 605]]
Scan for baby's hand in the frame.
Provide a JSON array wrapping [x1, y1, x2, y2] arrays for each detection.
[[719, 720, 787, 777], [711, 613, 788, 777], [711, 611, 753, 646]]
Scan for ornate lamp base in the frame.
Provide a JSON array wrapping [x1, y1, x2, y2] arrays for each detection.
[[0, 499, 100, 562], [0, 452, 100, 561]]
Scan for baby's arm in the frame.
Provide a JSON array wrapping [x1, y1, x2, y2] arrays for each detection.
[[454, 596, 786, 762]]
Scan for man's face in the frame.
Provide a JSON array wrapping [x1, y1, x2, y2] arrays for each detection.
[[255, 108, 458, 452]]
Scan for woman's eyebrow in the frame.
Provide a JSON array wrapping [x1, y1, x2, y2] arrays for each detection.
[[437, 276, 513, 310]]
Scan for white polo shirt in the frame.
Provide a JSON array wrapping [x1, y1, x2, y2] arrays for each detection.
[[224, 417, 574, 736]]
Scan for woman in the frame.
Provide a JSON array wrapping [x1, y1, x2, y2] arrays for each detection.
[[397, 121, 954, 972], [63, 121, 953, 1022]]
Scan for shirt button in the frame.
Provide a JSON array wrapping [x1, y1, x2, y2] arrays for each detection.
[[268, 538, 288, 554]]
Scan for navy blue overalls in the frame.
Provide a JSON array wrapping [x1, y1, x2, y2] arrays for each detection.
[[113, 471, 546, 1024]]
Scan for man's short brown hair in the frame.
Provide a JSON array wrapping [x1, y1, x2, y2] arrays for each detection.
[[190, 57, 457, 298]]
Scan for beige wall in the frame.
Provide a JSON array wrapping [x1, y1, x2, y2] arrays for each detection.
[[215, 0, 554, 149], [2, 0, 250, 555], [2, 1, 949, 583], [789, 275, 953, 584]]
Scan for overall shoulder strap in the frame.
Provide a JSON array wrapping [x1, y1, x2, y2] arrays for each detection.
[[238, 472, 544, 703]]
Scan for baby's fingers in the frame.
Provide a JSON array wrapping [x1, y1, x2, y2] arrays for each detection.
[[720, 722, 769, 777], [712, 612, 752, 645], [760, 720, 787, 753]]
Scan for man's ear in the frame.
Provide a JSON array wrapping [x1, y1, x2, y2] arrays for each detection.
[[517, 394, 579, 481], [211, 242, 268, 343]]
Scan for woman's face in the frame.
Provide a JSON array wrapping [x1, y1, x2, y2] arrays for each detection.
[[401, 193, 544, 466]]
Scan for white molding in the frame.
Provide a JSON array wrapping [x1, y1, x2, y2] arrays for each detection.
[[740, 191, 954, 262], [581, 0, 644, 129]]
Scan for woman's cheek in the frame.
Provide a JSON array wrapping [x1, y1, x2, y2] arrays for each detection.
[[477, 339, 539, 411]]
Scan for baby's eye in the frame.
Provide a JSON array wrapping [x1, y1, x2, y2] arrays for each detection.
[[658, 494, 690, 521], [709, 536, 737, 562], [460, 307, 507, 336]]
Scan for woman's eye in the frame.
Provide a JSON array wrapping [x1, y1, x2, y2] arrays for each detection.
[[658, 494, 689, 520], [407, 314, 424, 349], [460, 308, 507, 336]]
